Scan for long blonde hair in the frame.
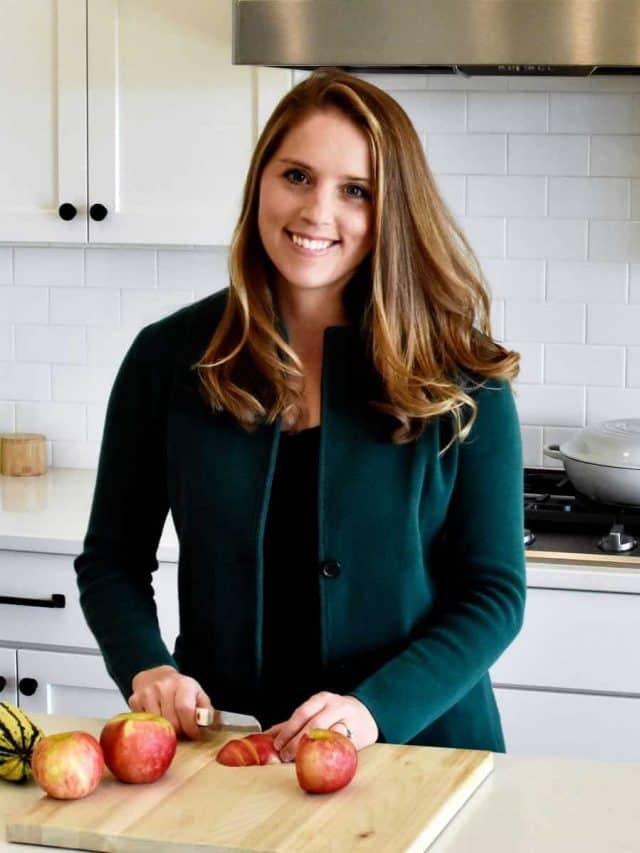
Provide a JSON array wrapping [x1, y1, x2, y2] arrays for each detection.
[[193, 68, 519, 445]]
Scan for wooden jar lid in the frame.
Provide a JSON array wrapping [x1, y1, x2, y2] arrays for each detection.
[[0, 433, 47, 477]]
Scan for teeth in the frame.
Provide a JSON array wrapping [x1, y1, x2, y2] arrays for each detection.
[[290, 232, 334, 251]]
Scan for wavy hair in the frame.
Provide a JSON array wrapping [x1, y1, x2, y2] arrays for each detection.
[[193, 68, 520, 446]]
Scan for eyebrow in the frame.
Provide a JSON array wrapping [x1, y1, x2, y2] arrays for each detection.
[[276, 158, 371, 185]]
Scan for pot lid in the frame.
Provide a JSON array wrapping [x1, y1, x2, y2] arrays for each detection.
[[562, 419, 640, 470]]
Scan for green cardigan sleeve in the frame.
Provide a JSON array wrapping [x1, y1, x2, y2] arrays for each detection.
[[349, 378, 526, 744], [74, 327, 177, 699]]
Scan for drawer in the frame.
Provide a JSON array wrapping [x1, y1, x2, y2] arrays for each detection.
[[494, 687, 640, 762], [0, 550, 179, 651], [491, 587, 640, 695]]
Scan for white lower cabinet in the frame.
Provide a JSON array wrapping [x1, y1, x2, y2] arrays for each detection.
[[0, 646, 18, 706], [0, 548, 179, 719], [491, 584, 640, 762], [495, 687, 640, 763], [16, 649, 128, 719]]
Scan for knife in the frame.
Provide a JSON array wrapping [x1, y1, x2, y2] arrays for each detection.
[[195, 706, 261, 733]]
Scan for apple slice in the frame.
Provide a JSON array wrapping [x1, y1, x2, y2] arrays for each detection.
[[215, 737, 260, 766], [244, 733, 282, 765]]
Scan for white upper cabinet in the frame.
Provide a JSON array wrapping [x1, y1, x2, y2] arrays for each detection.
[[0, 0, 291, 246]]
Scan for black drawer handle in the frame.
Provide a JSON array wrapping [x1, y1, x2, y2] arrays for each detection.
[[0, 593, 66, 609], [0, 676, 6, 692]]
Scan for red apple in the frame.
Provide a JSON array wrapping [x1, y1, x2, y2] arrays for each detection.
[[295, 729, 358, 794], [99, 712, 176, 784], [215, 737, 260, 766], [31, 731, 104, 800], [243, 733, 282, 765]]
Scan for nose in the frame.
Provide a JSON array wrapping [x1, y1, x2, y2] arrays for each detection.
[[300, 183, 335, 227]]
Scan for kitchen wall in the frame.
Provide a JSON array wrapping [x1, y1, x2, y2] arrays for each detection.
[[1, 71, 639, 470]]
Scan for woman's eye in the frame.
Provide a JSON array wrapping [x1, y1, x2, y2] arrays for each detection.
[[284, 168, 308, 184], [345, 184, 369, 200]]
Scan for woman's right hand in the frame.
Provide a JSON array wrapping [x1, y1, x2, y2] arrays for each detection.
[[128, 665, 213, 740]]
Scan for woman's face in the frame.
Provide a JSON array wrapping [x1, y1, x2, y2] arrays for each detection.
[[258, 108, 374, 300]]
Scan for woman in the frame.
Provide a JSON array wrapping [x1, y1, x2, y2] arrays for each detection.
[[74, 68, 525, 762]]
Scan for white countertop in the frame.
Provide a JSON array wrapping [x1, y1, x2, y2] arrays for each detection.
[[1, 467, 639, 593], [1, 713, 639, 853]]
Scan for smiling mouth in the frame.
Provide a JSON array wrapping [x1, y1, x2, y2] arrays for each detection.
[[285, 230, 340, 251]]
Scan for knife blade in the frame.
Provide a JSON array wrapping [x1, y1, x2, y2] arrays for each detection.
[[195, 706, 261, 733]]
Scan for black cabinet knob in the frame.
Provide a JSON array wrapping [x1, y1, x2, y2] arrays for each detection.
[[18, 678, 38, 696], [0, 676, 6, 692], [89, 203, 108, 221], [58, 203, 77, 221]]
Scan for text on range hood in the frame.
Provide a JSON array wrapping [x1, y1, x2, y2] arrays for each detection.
[[233, 0, 640, 76]]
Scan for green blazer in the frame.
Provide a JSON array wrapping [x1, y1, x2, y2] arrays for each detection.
[[75, 277, 526, 752]]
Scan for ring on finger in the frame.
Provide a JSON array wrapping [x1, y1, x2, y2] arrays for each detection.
[[331, 719, 353, 739]]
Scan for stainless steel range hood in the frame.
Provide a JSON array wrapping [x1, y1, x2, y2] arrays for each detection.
[[233, 0, 640, 76]]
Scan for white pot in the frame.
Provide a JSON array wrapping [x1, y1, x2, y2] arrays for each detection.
[[543, 418, 640, 508]]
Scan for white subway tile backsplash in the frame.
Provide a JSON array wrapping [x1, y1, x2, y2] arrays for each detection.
[[588, 305, 640, 345], [587, 388, 640, 422], [505, 341, 543, 384], [390, 91, 465, 134], [508, 135, 588, 176], [425, 134, 506, 174], [545, 344, 625, 386], [547, 261, 627, 303], [513, 384, 585, 427], [87, 327, 139, 367], [0, 362, 50, 401], [120, 290, 194, 328], [50, 288, 119, 326], [158, 248, 228, 293], [14, 247, 83, 286], [15, 402, 86, 440], [467, 176, 545, 217], [631, 264, 640, 303], [4, 80, 640, 468], [0, 248, 11, 284], [520, 425, 543, 468], [0, 402, 14, 433], [590, 136, 640, 177], [589, 221, 640, 262], [52, 441, 100, 469], [627, 348, 640, 387], [0, 326, 11, 360], [631, 179, 640, 219], [507, 219, 587, 260], [468, 93, 547, 133], [52, 365, 117, 404], [0, 286, 48, 323], [15, 325, 85, 364], [87, 404, 107, 441], [482, 259, 545, 301], [86, 248, 156, 289], [506, 302, 585, 343], [550, 94, 636, 133], [458, 217, 505, 258], [548, 178, 628, 219], [434, 175, 465, 217]]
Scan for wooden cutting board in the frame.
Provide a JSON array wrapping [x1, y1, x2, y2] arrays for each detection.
[[7, 731, 493, 852]]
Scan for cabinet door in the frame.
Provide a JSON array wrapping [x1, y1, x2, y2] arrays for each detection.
[[0, 647, 18, 706], [495, 686, 640, 763], [0, 0, 87, 242], [88, 0, 258, 246], [17, 649, 128, 718]]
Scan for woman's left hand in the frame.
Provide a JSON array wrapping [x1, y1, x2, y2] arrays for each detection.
[[262, 692, 379, 762]]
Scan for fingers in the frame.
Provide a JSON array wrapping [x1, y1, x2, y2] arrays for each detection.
[[127, 670, 212, 740], [273, 692, 340, 761]]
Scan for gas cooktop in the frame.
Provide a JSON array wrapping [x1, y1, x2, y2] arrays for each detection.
[[524, 467, 640, 562]]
